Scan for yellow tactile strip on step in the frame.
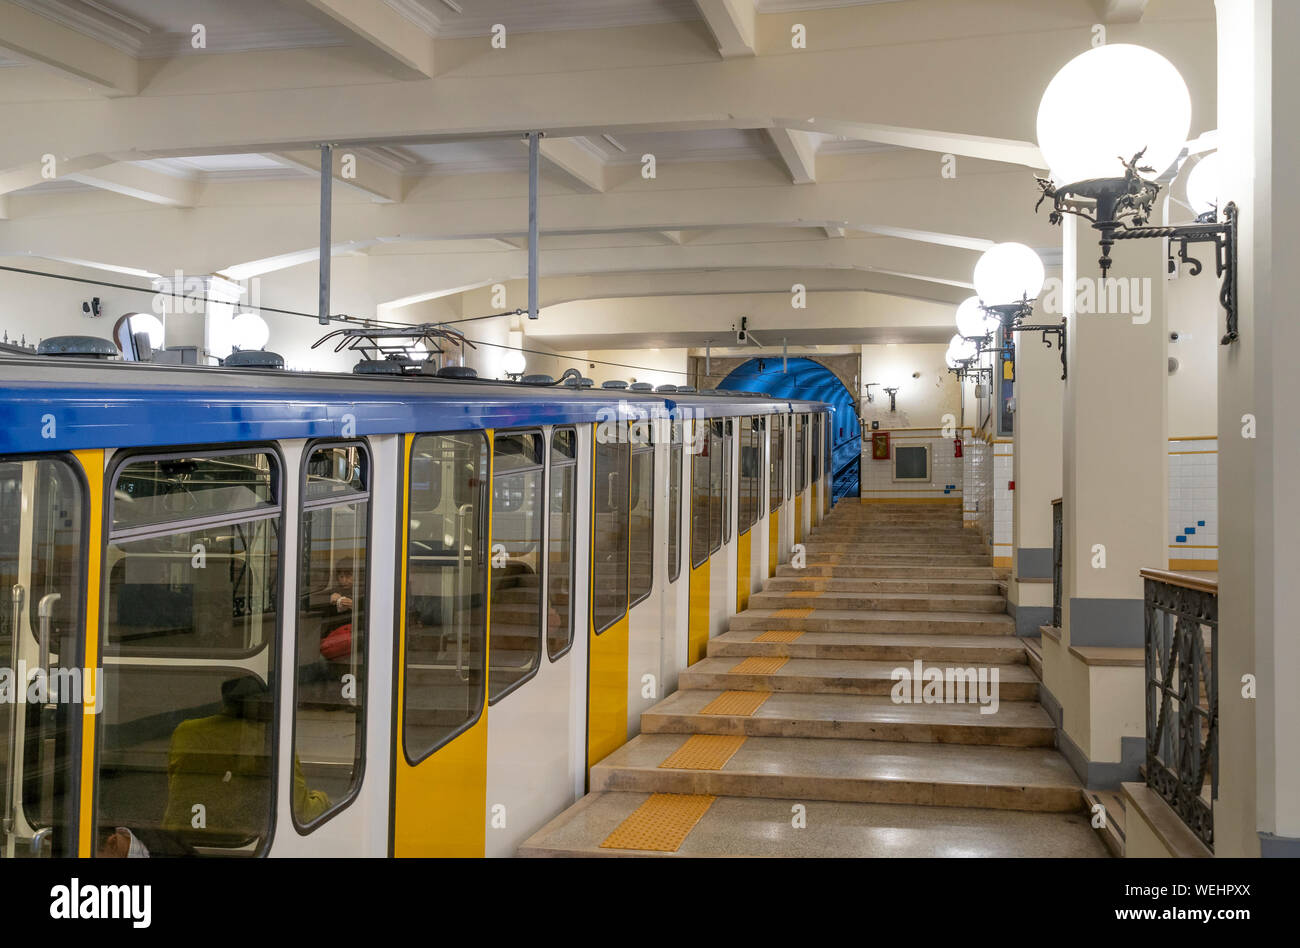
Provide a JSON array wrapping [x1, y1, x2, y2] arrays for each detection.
[[599, 793, 716, 852], [729, 656, 789, 676], [772, 607, 814, 618], [755, 629, 804, 643], [658, 734, 747, 771], [786, 590, 823, 598], [699, 690, 772, 716]]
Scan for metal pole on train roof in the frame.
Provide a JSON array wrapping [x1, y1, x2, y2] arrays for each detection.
[[318, 143, 332, 325], [782, 337, 787, 373], [705, 341, 711, 379], [527, 132, 540, 320]]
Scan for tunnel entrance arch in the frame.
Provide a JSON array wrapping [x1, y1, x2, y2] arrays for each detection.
[[717, 357, 861, 500]]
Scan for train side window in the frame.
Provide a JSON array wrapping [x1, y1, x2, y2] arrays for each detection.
[[547, 428, 577, 659], [690, 420, 710, 569], [293, 443, 369, 831], [592, 422, 629, 634], [708, 421, 723, 555], [769, 417, 784, 513], [99, 449, 283, 857], [740, 417, 760, 531], [629, 422, 654, 606], [404, 432, 488, 763], [667, 422, 682, 584], [1, 456, 84, 859], [795, 415, 806, 494], [489, 430, 544, 701], [722, 419, 732, 545]]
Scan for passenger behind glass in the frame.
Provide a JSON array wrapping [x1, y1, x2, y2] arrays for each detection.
[[162, 677, 329, 849], [321, 556, 363, 662]]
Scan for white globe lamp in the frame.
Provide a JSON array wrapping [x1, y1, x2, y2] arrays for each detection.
[[1185, 152, 1222, 218], [1036, 44, 1191, 186], [502, 349, 527, 378], [974, 243, 1046, 308], [230, 312, 270, 351], [955, 295, 997, 339]]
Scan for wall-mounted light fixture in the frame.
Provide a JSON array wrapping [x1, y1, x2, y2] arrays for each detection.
[[972, 242, 1066, 380], [1033, 44, 1239, 344], [883, 386, 900, 412]]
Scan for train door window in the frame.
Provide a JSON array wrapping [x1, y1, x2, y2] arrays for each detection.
[[740, 418, 759, 531], [795, 415, 806, 494], [811, 414, 821, 485], [708, 421, 723, 555], [592, 422, 630, 633], [547, 428, 577, 659], [1, 457, 84, 859], [690, 420, 710, 570], [404, 433, 488, 762], [99, 449, 282, 857], [628, 421, 653, 606], [722, 419, 733, 545], [293, 443, 369, 830], [489, 431, 544, 701], [769, 417, 784, 512], [667, 422, 682, 584]]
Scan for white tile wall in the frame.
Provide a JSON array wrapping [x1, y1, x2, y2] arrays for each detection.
[[860, 428, 964, 501], [1169, 438, 1218, 564]]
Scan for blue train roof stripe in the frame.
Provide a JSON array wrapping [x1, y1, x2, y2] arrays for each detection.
[[0, 366, 828, 454]]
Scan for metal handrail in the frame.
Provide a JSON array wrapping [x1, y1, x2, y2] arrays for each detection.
[[1051, 499, 1063, 629], [1143, 571, 1218, 850]]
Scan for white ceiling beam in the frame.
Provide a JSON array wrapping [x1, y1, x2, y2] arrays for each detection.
[[529, 136, 607, 193], [767, 127, 818, 184], [0, 153, 113, 197], [0, 0, 138, 95], [1091, 0, 1150, 23], [66, 163, 197, 207], [282, 0, 436, 78], [773, 117, 1044, 169], [823, 226, 846, 239], [660, 231, 688, 244], [693, 0, 757, 58], [269, 149, 405, 203]]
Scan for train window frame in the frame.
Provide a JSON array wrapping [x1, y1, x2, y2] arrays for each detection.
[[722, 419, 732, 546], [667, 420, 683, 585], [401, 430, 490, 768], [103, 446, 285, 661], [96, 440, 287, 858], [591, 421, 630, 636], [769, 414, 784, 514], [488, 428, 545, 705], [628, 422, 654, 609], [546, 426, 578, 662], [0, 451, 90, 859], [290, 439, 372, 835]]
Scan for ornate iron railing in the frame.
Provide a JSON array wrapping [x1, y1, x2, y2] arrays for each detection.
[[1141, 569, 1218, 851], [1051, 498, 1062, 628]]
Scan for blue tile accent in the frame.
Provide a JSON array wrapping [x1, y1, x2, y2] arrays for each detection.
[[1198, 520, 1206, 526], [1184, 527, 1196, 535], [1176, 536, 1187, 543]]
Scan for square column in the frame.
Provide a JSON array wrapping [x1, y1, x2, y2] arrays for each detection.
[[1042, 213, 1168, 787]]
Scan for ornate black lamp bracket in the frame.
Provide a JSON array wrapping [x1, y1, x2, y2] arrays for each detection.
[[979, 298, 1067, 381], [1035, 150, 1240, 346]]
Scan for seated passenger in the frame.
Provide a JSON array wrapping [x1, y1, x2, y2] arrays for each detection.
[[162, 677, 329, 847]]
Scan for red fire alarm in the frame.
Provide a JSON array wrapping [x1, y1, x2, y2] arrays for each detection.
[[1008, 480, 1015, 490], [953, 438, 963, 458]]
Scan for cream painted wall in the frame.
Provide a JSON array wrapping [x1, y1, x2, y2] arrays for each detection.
[[1166, 242, 1222, 437], [859, 343, 960, 430]]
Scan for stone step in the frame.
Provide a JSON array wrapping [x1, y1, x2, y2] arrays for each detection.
[[749, 591, 1008, 614], [778, 564, 1006, 580], [764, 576, 1004, 595], [706, 629, 1028, 664], [517, 791, 1107, 857], [641, 689, 1055, 746], [678, 656, 1038, 700], [730, 608, 1017, 636], [808, 552, 993, 565], [590, 733, 1083, 811]]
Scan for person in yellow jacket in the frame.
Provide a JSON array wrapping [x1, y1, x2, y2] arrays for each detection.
[[162, 676, 329, 847]]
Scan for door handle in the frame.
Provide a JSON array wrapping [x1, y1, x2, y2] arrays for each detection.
[[37, 593, 61, 686], [30, 826, 52, 857]]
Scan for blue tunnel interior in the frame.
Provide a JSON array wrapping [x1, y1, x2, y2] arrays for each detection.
[[717, 357, 861, 501]]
